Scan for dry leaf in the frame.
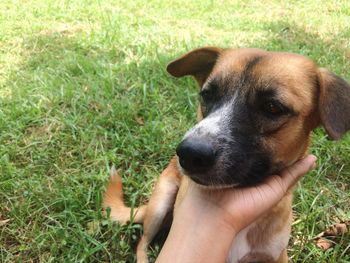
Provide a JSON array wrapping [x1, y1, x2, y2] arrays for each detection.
[[316, 238, 333, 250], [324, 223, 348, 236], [86, 220, 100, 235], [135, 116, 145, 125], [313, 221, 349, 251], [0, 219, 10, 226]]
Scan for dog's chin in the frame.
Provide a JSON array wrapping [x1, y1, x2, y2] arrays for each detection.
[[182, 171, 240, 189], [177, 159, 289, 189], [190, 177, 239, 190], [176, 160, 239, 188], [185, 168, 287, 189], [190, 175, 239, 189]]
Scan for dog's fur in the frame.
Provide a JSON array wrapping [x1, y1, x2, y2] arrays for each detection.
[[103, 47, 350, 263]]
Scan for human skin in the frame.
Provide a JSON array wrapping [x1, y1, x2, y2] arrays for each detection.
[[156, 155, 317, 263]]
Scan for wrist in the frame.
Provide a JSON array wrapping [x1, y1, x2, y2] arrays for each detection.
[[190, 188, 244, 234], [181, 191, 238, 233], [158, 206, 237, 263], [157, 190, 237, 263]]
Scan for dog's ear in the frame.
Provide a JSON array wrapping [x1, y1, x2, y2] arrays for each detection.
[[318, 68, 350, 140], [166, 47, 223, 86]]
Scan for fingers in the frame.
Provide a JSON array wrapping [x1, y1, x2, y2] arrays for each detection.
[[279, 154, 317, 191], [262, 154, 316, 196], [217, 155, 317, 232]]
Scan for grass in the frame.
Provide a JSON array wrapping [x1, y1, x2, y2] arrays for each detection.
[[0, 0, 349, 262]]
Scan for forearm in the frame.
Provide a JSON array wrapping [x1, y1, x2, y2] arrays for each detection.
[[156, 197, 236, 263]]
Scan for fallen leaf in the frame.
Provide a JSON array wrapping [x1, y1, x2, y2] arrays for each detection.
[[86, 220, 100, 235], [316, 238, 333, 250], [0, 219, 10, 226], [313, 221, 349, 251], [324, 223, 348, 236], [135, 116, 145, 125]]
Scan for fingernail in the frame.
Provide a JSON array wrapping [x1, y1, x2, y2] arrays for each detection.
[[309, 155, 317, 162], [308, 155, 317, 169]]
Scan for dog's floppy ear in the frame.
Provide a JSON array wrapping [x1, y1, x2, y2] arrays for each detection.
[[318, 68, 350, 140], [166, 47, 223, 86]]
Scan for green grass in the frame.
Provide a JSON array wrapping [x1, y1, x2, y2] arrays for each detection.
[[0, 0, 349, 262]]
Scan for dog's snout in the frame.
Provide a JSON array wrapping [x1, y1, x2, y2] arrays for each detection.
[[176, 138, 215, 173]]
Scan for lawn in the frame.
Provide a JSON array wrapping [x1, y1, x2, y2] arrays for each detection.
[[0, 0, 349, 262]]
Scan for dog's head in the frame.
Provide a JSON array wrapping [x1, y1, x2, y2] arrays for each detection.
[[167, 47, 350, 187]]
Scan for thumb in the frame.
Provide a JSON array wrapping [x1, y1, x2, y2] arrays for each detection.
[[278, 154, 317, 192]]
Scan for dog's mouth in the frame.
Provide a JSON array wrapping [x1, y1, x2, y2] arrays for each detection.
[[190, 175, 240, 189], [190, 175, 215, 187], [177, 163, 239, 188]]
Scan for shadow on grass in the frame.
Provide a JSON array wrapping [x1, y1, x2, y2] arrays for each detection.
[[1, 20, 349, 262]]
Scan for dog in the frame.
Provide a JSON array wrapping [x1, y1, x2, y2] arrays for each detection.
[[103, 47, 350, 263]]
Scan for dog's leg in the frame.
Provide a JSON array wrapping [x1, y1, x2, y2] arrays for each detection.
[[136, 157, 181, 263], [103, 157, 181, 262]]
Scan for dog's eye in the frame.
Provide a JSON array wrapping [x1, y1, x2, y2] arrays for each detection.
[[199, 89, 214, 101], [261, 101, 286, 116], [199, 82, 219, 102], [265, 102, 280, 114]]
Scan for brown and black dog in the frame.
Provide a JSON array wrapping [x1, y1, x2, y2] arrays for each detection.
[[103, 47, 350, 263]]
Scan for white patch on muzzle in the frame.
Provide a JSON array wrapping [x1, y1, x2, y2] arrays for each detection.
[[184, 100, 235, 139]]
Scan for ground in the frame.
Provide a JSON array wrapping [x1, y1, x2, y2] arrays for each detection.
[[0, 0, 349, 262]]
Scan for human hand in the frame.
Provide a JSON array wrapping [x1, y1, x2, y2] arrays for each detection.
[[179, 154, 317, 233], [157, 155, 317, 263]]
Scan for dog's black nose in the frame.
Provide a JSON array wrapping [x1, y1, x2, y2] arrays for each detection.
[[176, 138, 215, 173]]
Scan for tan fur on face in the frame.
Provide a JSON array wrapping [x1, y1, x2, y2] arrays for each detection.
[[206, 49, 321, 166], [255, 54, 320, 164]]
